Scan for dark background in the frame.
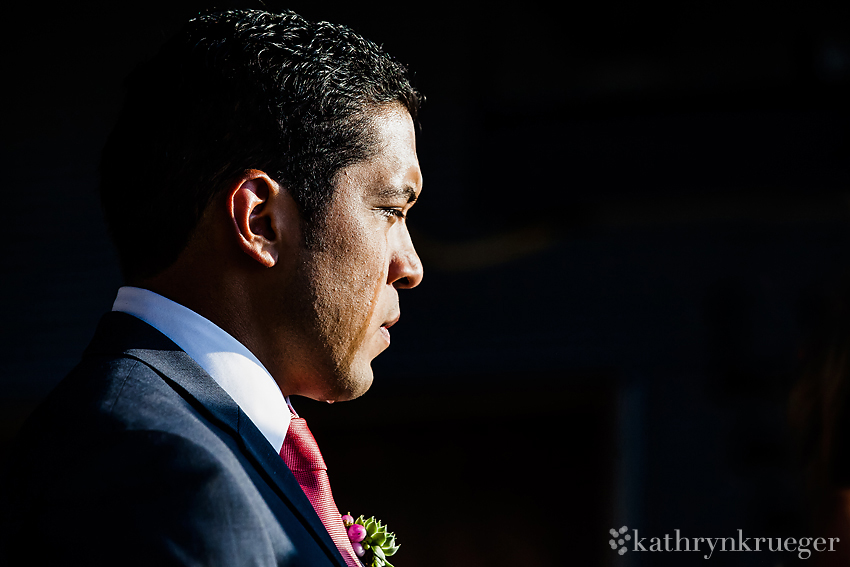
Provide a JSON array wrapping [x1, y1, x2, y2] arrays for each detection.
[[2, 1, 850, 566]]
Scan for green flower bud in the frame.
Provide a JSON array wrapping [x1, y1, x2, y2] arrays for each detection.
[[351, 515, 399, 566]]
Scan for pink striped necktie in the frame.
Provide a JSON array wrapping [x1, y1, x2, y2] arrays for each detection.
[[280, 416, 361, 567]]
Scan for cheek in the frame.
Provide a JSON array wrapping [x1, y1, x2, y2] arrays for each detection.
[[347, 233, 388, 321], [319, 222, 389, 335], [311, 230, 386, 369]]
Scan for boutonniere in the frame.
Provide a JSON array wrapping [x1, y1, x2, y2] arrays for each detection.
[[342, 513, 400, 567]]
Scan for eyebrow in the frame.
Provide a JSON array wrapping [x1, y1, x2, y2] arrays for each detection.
[[375, 185, 419, 203]]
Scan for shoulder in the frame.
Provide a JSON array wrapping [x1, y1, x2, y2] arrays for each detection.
[[17, 350, 204, 446], [9, 347, 245, 500], [1, 353, 295, 566], [4, 431, 293, 565]]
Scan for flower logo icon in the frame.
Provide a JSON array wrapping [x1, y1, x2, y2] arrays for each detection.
[[608, 526, 631, 555]]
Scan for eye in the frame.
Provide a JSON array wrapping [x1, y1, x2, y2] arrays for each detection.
[[378, 207, 406, 220]]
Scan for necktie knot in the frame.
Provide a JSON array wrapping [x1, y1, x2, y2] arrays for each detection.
[[281, 417, 327, 472]]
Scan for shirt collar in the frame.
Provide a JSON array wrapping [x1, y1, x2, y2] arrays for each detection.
[[112, 286, 291, 452]]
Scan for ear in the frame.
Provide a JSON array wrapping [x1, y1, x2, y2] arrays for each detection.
[[228, 170, 294, 268]]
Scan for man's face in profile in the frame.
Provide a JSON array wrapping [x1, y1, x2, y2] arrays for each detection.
[[277, 103, 423, 402]]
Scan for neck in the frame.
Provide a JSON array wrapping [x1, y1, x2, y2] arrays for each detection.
[[139, 244, 273, 374]]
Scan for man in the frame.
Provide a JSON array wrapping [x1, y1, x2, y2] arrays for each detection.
[[0, 8, 422, 566]]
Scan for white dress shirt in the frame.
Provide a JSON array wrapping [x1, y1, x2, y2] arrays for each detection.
[[112, 286, 292, 453]]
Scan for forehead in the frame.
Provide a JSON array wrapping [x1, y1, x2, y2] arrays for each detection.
[[338, 104, 422, 199], [368, 104, 416, 153]]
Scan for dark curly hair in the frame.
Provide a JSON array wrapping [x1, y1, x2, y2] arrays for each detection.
[[100, 9, 421, 283]]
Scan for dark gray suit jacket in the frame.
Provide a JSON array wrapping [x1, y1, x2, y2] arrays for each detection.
[[0, 312, 348, 566]]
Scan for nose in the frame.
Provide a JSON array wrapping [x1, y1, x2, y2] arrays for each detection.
[[389, 229, 423, 290]]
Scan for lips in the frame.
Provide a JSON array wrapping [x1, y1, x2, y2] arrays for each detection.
[[379, 315, 399, 345]]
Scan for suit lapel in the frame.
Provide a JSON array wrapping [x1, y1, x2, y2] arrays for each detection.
[[233, 405, 346, 566], [85, 312, 347, 567]]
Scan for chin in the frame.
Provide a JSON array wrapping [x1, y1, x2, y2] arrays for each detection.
[[317, 364, 374, 403], [341, 368, 374, 401]]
